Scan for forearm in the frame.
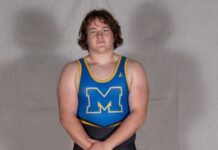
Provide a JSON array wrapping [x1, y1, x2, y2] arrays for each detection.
[[104, 110, 146, 149], [61, 115, 92, 149]]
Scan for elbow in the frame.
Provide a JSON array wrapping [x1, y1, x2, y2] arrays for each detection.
[[59, 116, 67, 128], [132, 110, 147, 127], [138, 115, 146, 127], [59, 113, 77, 128], [59, 117, 65, 126], [59, 115, 72, 128], [140, 109, 148, 126]]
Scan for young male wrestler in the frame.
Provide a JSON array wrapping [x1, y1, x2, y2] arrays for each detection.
[[57, 9, 149, 150]]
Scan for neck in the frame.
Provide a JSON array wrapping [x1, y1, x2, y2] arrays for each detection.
[[87, 51, 118, 65]]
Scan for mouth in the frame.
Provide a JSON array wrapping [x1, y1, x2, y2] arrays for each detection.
[[97, 41, 105, 44]]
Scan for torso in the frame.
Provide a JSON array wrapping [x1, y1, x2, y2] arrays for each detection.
[[73, 54, 137, 148], [76, 54, 130, 127]]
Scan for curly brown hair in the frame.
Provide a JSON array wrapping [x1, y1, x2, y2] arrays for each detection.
[[78, 9, 123, 50]]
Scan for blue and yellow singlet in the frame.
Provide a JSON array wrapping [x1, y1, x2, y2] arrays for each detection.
[[77, 54, 130, 128]]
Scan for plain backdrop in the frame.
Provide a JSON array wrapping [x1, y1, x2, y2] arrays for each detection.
[[0, 0, 218, 150]]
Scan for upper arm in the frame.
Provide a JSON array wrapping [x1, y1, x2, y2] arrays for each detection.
[[127, 59, 149, 116], [57, 61, 80, 121]]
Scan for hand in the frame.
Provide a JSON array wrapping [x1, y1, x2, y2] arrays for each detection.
[[86, 137, 112, 150], [84, 137, 97, 150]]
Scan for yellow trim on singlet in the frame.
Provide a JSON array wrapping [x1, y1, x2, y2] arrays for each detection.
[[83, 54, 122, 83], [109, 122, 121, 128], [81, 119, 121, 128], [124, 58, 130, 90], [77, 60, 82, 94], [80, 120, 101, 128]]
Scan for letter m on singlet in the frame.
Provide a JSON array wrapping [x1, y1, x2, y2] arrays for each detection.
[[86, 86, 123, 114]]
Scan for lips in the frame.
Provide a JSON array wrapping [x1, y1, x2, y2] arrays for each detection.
[[97, 41, 105, 44]]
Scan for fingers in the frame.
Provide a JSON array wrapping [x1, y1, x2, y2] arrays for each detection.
[[86, 137, 97, 143]]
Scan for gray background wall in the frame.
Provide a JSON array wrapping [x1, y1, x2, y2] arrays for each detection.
[[0, 0, 217, 150]]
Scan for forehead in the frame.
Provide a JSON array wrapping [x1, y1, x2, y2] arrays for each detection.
[[87, 18, 109, 29]]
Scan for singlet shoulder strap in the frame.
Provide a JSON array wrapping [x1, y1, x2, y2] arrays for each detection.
[[116, 55, 130, 90]]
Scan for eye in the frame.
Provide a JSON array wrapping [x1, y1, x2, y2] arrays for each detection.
[[103, 29, 109, 32], [88, 30, 96, 34]]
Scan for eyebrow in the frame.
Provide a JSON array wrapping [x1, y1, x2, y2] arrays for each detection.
[[87, 28, 96, 31], [102, 27, 110, 29]]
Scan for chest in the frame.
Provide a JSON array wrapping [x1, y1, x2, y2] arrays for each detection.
[[88, 63, 117, 80]]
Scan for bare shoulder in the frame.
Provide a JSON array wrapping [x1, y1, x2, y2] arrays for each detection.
[[126, 58, 147, 79], [126, 57, 148, 89], [58, 59, 81, 90], [61, 60, 79, 74], [59, 60, 81, 81]]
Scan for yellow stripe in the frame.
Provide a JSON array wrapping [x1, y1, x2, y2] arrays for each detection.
[[124, 58, 130, 90], [81, 119, 121, 128], [84, 54, 122, 83], [77, 60, 82, 94], [80, 120, 101, 128], [109, 122, 121, 128]]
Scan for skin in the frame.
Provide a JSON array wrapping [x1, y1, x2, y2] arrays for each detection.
[[57, 18, 149, 150]]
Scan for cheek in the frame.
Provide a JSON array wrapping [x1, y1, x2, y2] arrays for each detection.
[[109, 33, 115, 42], [104, 32, 113, 40], [87, 36, 95, 44], [110, 35, 115, 43]]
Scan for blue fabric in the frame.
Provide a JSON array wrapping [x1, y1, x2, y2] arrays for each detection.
[[77, 55, 130, 127]]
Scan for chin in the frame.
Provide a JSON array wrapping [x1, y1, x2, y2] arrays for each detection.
[[95, 47, 110, 53], [89, 45, 113, 53], [97, 48, 107, 52]]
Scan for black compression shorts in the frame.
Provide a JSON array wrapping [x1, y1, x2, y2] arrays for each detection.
[[73, 124, 136, 150]]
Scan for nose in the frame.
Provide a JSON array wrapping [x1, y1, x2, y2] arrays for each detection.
[[96, 30, 103, 37]]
